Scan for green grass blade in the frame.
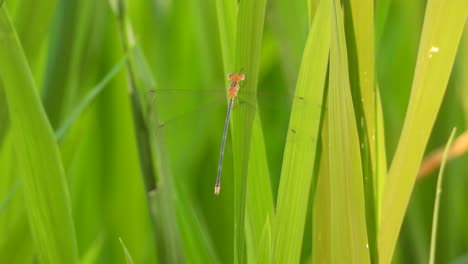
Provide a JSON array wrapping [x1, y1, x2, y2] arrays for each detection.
[[344, 0, 378, 260], [329, 0, 370, 262], [429, 128, 457, 264], [119, 237, 135, 264], [312, 113, 331, 263], [0, 7, 79, 263], [55, 56, 127, 140], [231, 0, 268, 262], [216, 0, 237, 74], [0, 83, 8, 147], [378, 1, 468, 263], [245, 113, 274, 262], [81, 235, 105, 264], [256, 215, 272, 264], [12, 0, 57, 71], [273, 0, 329, 262]]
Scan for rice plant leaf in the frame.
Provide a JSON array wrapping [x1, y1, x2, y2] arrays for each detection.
[[231, 0, 268, 262], [0, 7, 79, 264], [81, 235, 105, 264], [256, 215, 272, 264], [12, 0, 57, 70], [429, 128, 457, 264], [55, 56, 127, 141], [328, 0, 370, 262], [119, 237, 135, 264], [0, 83, 8, 148], [216, 0, 237, 74], [379, 2, 468, 263], [344, 0, 377, 259], [312, 112, 331, 263], [273, 0, 329, 262], [245, 113, 274, 262]]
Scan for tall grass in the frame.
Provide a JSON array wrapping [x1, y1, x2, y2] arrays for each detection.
[[0, 0, 467, 263]]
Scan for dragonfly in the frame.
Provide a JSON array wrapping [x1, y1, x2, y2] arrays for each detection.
[[214, 73, 245, 195], [149, 72, 288, 195]]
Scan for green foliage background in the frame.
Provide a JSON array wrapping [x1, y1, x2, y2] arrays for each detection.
[[0, 0, 467, 263]]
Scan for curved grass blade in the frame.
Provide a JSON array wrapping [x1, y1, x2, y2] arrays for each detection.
[[328, 0, 370, 262], [119, 237, 135, 264], [429, 128, 457, 264], [0, 7, 79, 263], [55, 56, 127, 140], [379, 2, 468, 263], [273, 0, 329, 262]]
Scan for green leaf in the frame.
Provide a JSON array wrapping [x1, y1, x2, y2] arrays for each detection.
[[0, 7, 79, 264], [119, 237, 135, 264], [231, 0, 268, 262], [256, 215, 272, 264], [312, 113, 331, 263], [429, 128, 457, 264], [273, 0, 329, 262], [245, 113, 274, 262], [329, 0, 370, 262], [55, 56, 127, 141], [379, 1, 468, 263]]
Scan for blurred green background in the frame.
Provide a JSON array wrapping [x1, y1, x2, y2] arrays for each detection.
[[0, 0, 467, 263]]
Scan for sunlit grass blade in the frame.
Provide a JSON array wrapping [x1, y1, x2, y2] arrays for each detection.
[[81, 235, 105, 264], [231, 0, 267, 262], [344, 0, 377, 260], [256, 215, 272, 264], [329, 0, 370, 262], [0, 7, 79, 264], [119, 237, 135, 264], [273, 0, 329, 262], [245, 113, 274, 262], [312, 112, 331, 263], [379, 1, 468, 263], [429, 128, 456, 264]]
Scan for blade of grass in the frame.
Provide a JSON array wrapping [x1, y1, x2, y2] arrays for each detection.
[[0, 83, 8, 148], [379, 1, 468, 263], [344, 0, 378, 260], [256, 215, 272, 264], [312, 111, 331, 263], [119, 237, 135, 264], [429, 128, 457, 264], [12, 0, 57, 72], [273, 0, 329, 262], [0, 6, 79, 263], [231, 0, 268, 262], [245, 113, 274, 262], [55, 56, 127, 140], [328, 0, 370, 262]]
